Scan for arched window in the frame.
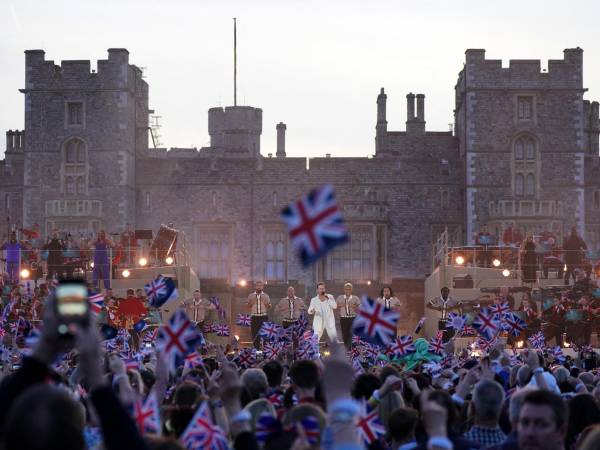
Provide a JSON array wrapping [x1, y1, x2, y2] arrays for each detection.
[[525, 173, 535, 196], [62, 138, 87, 195], [211, 191, 217, 208], [594, 191, 600, 210], [515, 174, 524, 196], [272, 192, 278, 208], [513, 135, 538, 198]]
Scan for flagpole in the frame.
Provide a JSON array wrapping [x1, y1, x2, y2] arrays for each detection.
[[233, 17, 237, 107]]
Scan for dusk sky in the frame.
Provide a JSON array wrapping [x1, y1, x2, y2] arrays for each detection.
[[2, 0, 600, 158]]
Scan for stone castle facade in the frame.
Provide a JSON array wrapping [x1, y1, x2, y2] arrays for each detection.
[[2, 47, 600, 289]]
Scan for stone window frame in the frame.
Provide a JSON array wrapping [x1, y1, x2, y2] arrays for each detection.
[[515, 94, 536, 123], [440, 189, 450, 209], [511, 133, 540, 200], [261, 224, 288, 282], [195, 223, 233, 282], [61, 137, 88, 196], [594, 190, 600, 210], [325, 224, 376, 283], [65, 100, 86, 128]]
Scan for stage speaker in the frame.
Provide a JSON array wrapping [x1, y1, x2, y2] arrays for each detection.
[[453, 274, 473, 289], [135, 229, 153, 240]]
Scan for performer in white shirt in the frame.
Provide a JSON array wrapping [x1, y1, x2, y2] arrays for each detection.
[[307, 282, 338, 341]]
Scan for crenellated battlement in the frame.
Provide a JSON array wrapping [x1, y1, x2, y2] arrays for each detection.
[[23, 48, 145, 92], [208, 105, 263, 155], [460, 47, 583, 90]]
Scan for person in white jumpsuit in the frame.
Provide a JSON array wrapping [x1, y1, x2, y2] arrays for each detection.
[[307, 282, 338, 341]]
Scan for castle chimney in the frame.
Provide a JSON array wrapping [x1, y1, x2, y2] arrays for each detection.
[[376, 88, 388, 154], [416, 94, 425, 122], [406, 93, 415, 121], [276, 122, 286, 157], [6, 130, 13, 152], [406, 93, 425, 135]]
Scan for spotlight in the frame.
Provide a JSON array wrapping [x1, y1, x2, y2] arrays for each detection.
[[323, 350, 331, 357], [234, 335, 240, 341], [367, 280, 372, 286], [492, 258, 501, 267], [139, 257, 148, 267], [564, 341, 571, 348], [502, 269, 511, 277], [516, 340, 524, 348], [20, 268, 30, 279], [455, 255, 465, 265], [122, 269, 131, 278], [165, 256, 174, 265], [239, 279, 247, 287], [90, 262, 95, 269]]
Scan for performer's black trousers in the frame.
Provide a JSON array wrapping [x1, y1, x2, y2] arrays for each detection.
[[438, 319, 455, 340], [340, 316, 355, 349], [250, 314, 268, 349], [282, 319, 296, 329]]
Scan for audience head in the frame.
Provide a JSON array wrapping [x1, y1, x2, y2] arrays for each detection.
[[471, 379, 505, 424], [241, 368, 269, 400], [262, 360, 284, 388], [517, 390, 568, 450], [388, 407, 418, 445]]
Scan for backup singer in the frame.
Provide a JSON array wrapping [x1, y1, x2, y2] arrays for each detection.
[[246, 280, 271, 349], [426, 286, 462, 338], [276, 286, 305, 329], [336, 282, 360, 349], [181, 289, 215, 331], [307, 282, 337, 342]]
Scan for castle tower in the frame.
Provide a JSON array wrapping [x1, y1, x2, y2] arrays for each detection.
[[208, 106, 263, 156], [375, 88, 387, 153], [20, 48, 147, 236], [455, 48, 588, 244]]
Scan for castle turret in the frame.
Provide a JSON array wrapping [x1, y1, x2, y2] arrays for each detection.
[[208, 106, 263, 156]]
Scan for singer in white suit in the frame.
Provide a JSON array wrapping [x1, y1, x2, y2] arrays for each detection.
[[307, 282, 338, 341]]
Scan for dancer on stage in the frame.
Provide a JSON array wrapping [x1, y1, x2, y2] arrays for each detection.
[[307, 282, 337, 341], [336, 282, 360, 348], [246, 280, 271, 349]]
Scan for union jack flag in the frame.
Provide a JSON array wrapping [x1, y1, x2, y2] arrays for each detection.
[[124, 358, 139, 371], [388, 335, 416, 357], [352, 357, 365, 376], [235, 314, 251, 327], [281, 184, 348, 266], [156, 310, 204, 374], [203, 322, 216, 334], [255, 413, 282, 443], [352, 335, 364, 346], [263, 341, 284, 360], [548, 346, 565, 363], [295, 313, 309, 333], [181, 402, 229, 450], [528, 331, 545, 349], [422, 361, 443, 377], [297, 416, 320, 445], [356, 407, 386, 445], [361, 342, 380, 361], [267, 391, 284, 411], [144, 276, 178, 308], [296, 341, 318, 360], [259, 322, 282, 341], [209, 297, 226, 320], [446, 312, 467, 331], [184, 351, 204, 369], [414, 316, 426, 335], [502, 313, 527, 337], [428, 334, 446, 356], [472, 307, 501, 341], [352, 296, 399, 346], [132, 389, 161, 434], [88, 293, 104, 315], [233, 348, 256, 369], [143, 328, 159, 343], [213, 324, 230, 337], [490, 301, 512, 318]]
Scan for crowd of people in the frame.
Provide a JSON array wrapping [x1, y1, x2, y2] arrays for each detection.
[[0, 273, 596, 450]]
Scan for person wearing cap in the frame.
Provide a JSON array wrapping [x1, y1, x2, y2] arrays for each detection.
[[336, 282, 360, 348]]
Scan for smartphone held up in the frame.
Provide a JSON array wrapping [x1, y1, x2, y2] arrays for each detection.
[[55, 279, 90, 337]]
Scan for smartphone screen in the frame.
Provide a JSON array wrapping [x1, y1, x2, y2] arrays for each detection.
[[56, 281, 89, 317]]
